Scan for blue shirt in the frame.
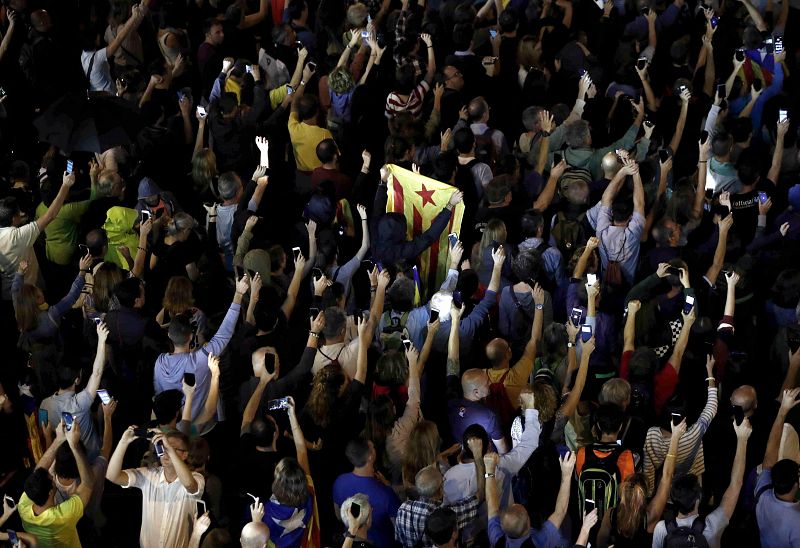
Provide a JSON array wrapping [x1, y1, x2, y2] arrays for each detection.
[[755, 469, 800, 548], [332, 473, 401, 547], [488, 516, 565, 548], [448, 399, 503, 444]]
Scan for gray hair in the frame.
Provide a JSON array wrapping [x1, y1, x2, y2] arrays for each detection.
[[565, 120, 591, 148], [415, 465, 443, 498], [217, 172, 242, 200], [339, 493, 372, 529], [522, 107, 542, 132], [166, 212, 197, 237]]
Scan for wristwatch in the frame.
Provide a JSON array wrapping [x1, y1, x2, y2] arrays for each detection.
[[535, 304, 544, 310], [567, 342, 575, 348], [484, 472, 496, 478]]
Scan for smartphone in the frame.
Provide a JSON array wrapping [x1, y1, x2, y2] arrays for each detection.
[[376, 262, 384, 272], [587, 273, 597, 286], [553, 152, 563, 165], [361, 29, 370, 38], [779, 109, 788, 123], [570, 307, 582, 327], [133, 427, 154, 439], [308, 61, 317, 71], [97, 389, 111, 405], [775, 35, 784, 54], [671, 412, 682, 426], [658, 149, 671, 163], [196, 105, 207, 118], [265, 353, 276, 374], [196, 499, 207, 515], [732, 405, 744, 426], [711, 15, 719, 29], [788, 329, 800, 353], [716, 83, 726, 99], [700, 130, 709, 144], [3, 495, 15, 509], [246, 65, 253, 74], [683, 295, 695, 315], [758, 191, 768, 204], [62, 412, 74, 431], [312, 267, 324, 280], [430, 309, 439, 322], [351, 501, 361, 518], [93, 317, 102, 325], [286, 85, 294, 95], [79, 243, 89, 255], [492, 241, 500, 252], [580, 325, 592, 343], [585, 499, 595, 513], [295, 40, 303, 49], [7, 530, 18, 546], [752, 79, 762, 92], [0, 87, 6, 99], [666, 266, 681, 276], [66, 160, 74, 174], [452, 290, 463, 308], [448, 233, 458, 248], [636, 57, 647, 70], [640, 6, 649, 14], [644, 119, 654, 129], [678, 84, 688, 93], [267, 397, 291, 411], [309, 307, 320, 321], [38, 408, 48, 426], [141, 209, 151, 223], [246, 492, 259, 503], [177, 91, 186, 102], [155, 440, 165, 457], [615, 148, 625, 159], [402, 338, 412, 351], [292, 246, 301, 261], [735, 49, 745, 62], [764, 36, 774, 53], [489, 29, 498, 39], [183, 372, 196, 387]]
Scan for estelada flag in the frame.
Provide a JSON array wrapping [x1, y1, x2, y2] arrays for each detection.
[[385, 164, 464, 295]]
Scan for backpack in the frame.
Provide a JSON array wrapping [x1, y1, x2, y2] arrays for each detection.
[[484, 369, 516, 431], [664, 516, 709, 548], [474, 127, 498, 168], [577, 443, 624, 519], [551, 211, 587, 263], [380, 310, 410, 351], [509, 288, 534, 352]]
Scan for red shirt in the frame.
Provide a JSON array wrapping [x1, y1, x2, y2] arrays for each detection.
[[620, 350, 678, 416]]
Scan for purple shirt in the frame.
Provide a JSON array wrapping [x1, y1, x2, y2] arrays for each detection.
[[448, 399, 503, 444]]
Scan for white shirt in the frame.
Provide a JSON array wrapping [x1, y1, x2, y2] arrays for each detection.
[[81, 48, 113, 93], [652, 506, 729, 548], [123, 467, 205, 548], [0, 221, 40, 300]]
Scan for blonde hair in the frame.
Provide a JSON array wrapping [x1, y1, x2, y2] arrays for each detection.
[[532, 380, 558, 423], [402, 420, 441, 486], [616, 474, 648, 539], [517, 35, 540, 70], [14, 284, 41, 332], [162, 276, 195, 318], [474, 219, 507, 271], [328, 66, 355, 94]]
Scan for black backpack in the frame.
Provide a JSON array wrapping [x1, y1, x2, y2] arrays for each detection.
[[664, 516, 709, 548], [551, 211, 587, 263], [577, 443, 624, 519]]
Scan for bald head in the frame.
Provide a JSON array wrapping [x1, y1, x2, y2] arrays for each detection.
[[601, 152, 620, 179], [461, 369, 490, 402], [240, 522, 270, 548], [468, 97, 489, 123], [501, 504, 530, 538], [731, 385, 757, 415], [415, 465, 444, 499], [486, 338, 511, 367]]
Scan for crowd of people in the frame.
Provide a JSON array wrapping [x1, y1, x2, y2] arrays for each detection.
[[0, 0, 799, 546]]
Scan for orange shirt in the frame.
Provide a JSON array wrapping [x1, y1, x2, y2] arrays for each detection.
[[576, 444, 635, 483]]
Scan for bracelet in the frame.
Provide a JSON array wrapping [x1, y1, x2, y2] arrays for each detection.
[[209, 215, 217, 219], [666, 453, 677, 459], [137, 247, 147, 252], [80, 269, 90, 274], [698, 160, 707, 163], [345, 44, 352, 49], [309, 331, 320, 338], [540, 130, 551, 138], [300, 80, 306, 86], [706, 376, 715, 382], [370, 286, 377, 292]]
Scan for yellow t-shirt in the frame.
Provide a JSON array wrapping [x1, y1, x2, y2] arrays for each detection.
[[18, 492, 84, 548], [485, 356, 534, 407], [287, 112, 333, 172]]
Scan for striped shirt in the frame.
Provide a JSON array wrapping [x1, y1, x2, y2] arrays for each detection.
[[385, 80, 430, 119], [643, 386, 718, 495]]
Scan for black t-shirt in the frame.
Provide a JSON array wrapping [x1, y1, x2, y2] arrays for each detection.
[[731, 180, 774, 245], [237, 434, 282, 499]]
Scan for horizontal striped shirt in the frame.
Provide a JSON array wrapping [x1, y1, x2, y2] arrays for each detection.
[[385, 80, 430, 118]]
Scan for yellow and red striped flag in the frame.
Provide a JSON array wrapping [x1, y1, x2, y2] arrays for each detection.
[[385, 164, 464, 295]]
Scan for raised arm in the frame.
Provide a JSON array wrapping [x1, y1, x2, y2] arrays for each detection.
[[668, 308, 695, 374], [768, 119, 789, 183], [561, 336, 594, 417], [669, 89, 691, 156], [106, 426, 136, 485], [632, 161, 645, 216], [196, 354, 221, 426], [246, 271, 263, 326], [623, 300, 641, 352], [739, 0, 768, 31], [355, 204, 370, 261], [193, 111, 207, 155], [303, 220, 317, 279], [532, 159, 566, 211], [67, 422, 94, 507], [131, 219, 152, 278], [36, 422, 67, 470], [0, 8, 19, 63], [764, 388, 800, 469], [704, 214, 732, 283], [692, 137, 712, 220], [417, 320, 440, 375], [573, 237, 599, 279], [354, 315, 371, 385], [645, 420, 686, 532], [106, 0, 147, 59], [779, 349, 800, 409], [37, 171, 76, 231], [521, 285, 545, 362], [240, 0, 268, 29], [466, 437, 486, 502], [240, 363, 276, 435], [281, 253, 307, 319], [719, 418, 752, 519], [445, 304, 464, 401], [287, 397, 310, 474], [548, 452, 577, 528], [101, 398, 117, 461], [363, 270, 389, 343], [421, 34, 436, 83], [84, 323, 109, 399], [601, 162, 631, 207], [484, 453, 501, 518]]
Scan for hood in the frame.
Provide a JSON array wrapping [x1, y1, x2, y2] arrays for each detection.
[[103, 206, 138, 237], [564, 147, 593, 169], [377, 213, 408, 245], [137, 177, 161, 200]]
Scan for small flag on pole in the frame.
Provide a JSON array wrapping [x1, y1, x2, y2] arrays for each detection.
[[385, 164, 464, 296]]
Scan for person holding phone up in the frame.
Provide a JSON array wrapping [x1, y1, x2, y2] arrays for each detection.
[[18, 420, 93, 547]]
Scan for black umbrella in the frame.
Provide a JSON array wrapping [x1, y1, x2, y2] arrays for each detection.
[[33, 92, 142, 153]]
